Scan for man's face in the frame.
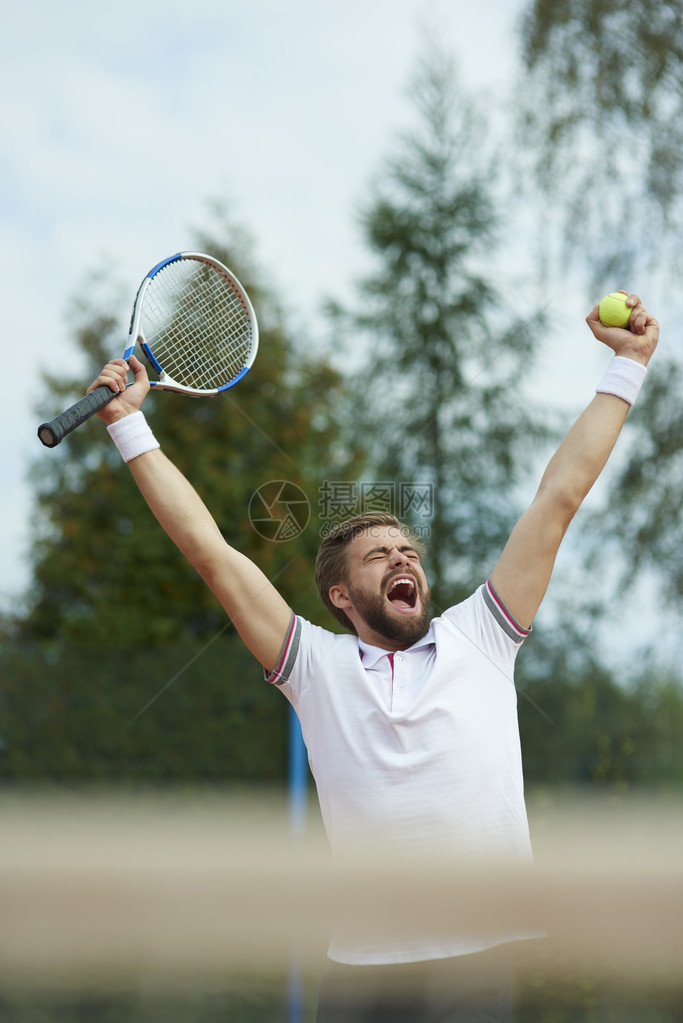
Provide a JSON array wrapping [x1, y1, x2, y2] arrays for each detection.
[[333, 526, 432, 648]]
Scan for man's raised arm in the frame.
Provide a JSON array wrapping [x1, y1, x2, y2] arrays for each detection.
[[89, 355, 293, 672], [491, 292, 659, 631]]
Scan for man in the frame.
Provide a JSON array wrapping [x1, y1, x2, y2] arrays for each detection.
[[90, 293, 658, 1020]]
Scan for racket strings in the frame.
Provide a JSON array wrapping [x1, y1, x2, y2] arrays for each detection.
[[141, 262, 255, 391]]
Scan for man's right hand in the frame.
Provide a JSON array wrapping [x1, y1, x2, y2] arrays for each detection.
[[88, 354, 150, 424]]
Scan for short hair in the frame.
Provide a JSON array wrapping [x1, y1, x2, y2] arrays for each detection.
[[314, 512, 427, 633]]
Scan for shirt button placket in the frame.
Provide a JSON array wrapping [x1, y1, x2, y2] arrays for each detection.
[[393, 654, 407, 713]]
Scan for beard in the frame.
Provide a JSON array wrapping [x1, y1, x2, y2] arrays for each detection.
[[347, 577, 432, 646]]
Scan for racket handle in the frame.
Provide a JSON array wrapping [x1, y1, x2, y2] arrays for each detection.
[[37, 385, 118, 448]]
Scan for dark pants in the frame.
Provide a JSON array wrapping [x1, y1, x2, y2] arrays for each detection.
[[316, 945, 512, 1023]]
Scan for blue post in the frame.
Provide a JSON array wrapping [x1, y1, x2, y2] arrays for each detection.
[[288, 706, 308, 837], [288, 706, 307, 1021]]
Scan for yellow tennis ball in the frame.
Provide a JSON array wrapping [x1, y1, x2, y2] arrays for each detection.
[[599, 292, 631, 328]]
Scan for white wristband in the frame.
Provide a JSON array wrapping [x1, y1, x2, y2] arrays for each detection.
[[596, 355, 647, 407], [107, 411, 160, 462]]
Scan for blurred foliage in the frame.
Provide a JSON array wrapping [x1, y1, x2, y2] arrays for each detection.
[[512, 970, 683, 1022], [583, 360, 683, 607], [515, 0, 683, 287], [1, 208, 362, 784], [1, 640, 287, 782], [1, 39, 681, 798], [0, 34, 682, 1021], [0, 972, 682, 1023], [515, 0, 683, 659], [518, 630, 683, 789], [0, 31, 681, 821], [0, 979, 317, 1023], [25, 216, 360, 649], [327, 43, 552, 610]]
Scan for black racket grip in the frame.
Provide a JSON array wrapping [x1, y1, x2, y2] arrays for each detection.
[[37, 385, 118, 448]]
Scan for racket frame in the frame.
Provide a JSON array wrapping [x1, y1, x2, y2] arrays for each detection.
[[128, 251, 258, 397], [37, 251, 258, 448]]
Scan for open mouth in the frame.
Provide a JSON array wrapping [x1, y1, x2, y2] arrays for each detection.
[[386, 575, 418, 612]]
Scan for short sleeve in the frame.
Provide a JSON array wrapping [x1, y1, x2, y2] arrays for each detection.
[[440, 580, 531, 666], [263, 611, 302, 686], [481, 579, 531, 646]]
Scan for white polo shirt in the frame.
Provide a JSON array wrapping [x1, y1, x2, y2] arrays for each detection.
[[267, 580, 536, 964]]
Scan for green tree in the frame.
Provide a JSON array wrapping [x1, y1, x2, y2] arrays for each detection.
[[585, 360, 683, 606], [328, 44, 550, 609], [2, 208, 362, 783], [517, 613, 683, 790], [566, 355, 683, 677], [515, 0, 683, 286], [514, 0, 683, 666]]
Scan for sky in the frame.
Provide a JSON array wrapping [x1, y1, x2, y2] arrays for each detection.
[[0, 0, 667, 655]]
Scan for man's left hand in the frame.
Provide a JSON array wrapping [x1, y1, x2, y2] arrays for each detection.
[[586, 291, 659, 367]]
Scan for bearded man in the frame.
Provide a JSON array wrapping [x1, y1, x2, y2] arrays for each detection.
[[89, 293, 658, 1021]]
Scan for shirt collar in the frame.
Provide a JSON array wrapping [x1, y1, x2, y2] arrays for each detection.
[[357, 622, 436, 668]]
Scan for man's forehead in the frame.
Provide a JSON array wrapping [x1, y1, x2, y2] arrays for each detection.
[[349, 526, 406, 553]]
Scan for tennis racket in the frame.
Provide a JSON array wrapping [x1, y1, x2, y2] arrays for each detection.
[[37, 251, 259, 448]]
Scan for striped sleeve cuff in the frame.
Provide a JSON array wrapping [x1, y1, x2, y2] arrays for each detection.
[[264, 611, 301, 685], [482, 580, 531, 645]]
